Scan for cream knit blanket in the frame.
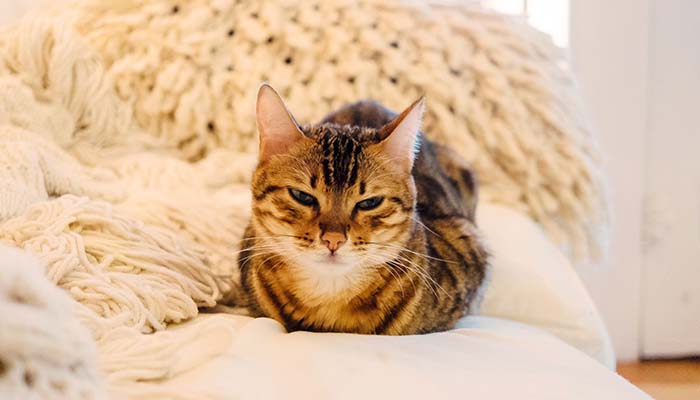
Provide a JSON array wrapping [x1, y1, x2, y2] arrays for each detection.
[[0, 1, 608, 398]]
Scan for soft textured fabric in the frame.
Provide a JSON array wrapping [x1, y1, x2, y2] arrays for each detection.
[[477, 204, 615, 368], [116, 314, 646, 400], [0, 245, 106, 400]]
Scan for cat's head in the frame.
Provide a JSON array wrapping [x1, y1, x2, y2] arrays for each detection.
[[250, 84, 424, 295]]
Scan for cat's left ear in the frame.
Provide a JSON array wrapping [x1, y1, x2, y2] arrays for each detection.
[[256, 83, 308, 162], [376, 96, 425, 172]]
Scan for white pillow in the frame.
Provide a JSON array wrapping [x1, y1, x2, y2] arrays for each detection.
[[139, 314, 644, 400], [476, 203, 615, 368]]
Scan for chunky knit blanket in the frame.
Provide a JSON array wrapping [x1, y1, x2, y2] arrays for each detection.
[[0, 0, 609, 398]]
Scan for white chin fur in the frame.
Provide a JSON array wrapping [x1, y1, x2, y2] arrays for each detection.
[[292, 252, 363, 297], [278, 241, 399, 301]]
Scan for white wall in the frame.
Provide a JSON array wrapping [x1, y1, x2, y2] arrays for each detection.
[[641, 0, 700, 357], [571, 0, 700, 362], [569, 0, 650, 362]]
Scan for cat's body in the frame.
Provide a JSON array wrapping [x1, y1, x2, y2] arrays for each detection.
[[239, 85, 488, 335]]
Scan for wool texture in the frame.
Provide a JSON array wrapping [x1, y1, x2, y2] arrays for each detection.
[[0, 1, 609, 398], [0, 244, 106, 399]]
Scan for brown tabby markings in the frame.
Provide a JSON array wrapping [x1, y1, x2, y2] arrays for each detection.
[[240, 95, 488, 335]]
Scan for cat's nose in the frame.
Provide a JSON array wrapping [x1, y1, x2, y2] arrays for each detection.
[[321, 231, 347, 254]]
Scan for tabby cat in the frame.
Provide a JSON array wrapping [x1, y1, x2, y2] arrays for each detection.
[[238, 84, 488, 335]]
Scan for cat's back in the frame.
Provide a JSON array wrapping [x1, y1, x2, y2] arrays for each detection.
[[320, 99, 394, 128]]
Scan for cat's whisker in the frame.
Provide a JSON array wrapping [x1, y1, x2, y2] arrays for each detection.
[[269, 259, 288, 274], [368, 250, 433, 299], [228, 242, 280, 253], [379, 264, 407, 297], [231, 241, 280, 250], [229, 244, 280, 256], [237, 235, 280, 240], [386, 259, 439, 300], [366, 255, 406, 297], [394, 254, 452, 300], [278, 251, 306, 270], [237, 249, 283, 265], [262, 250, 307, 274], [374, 248, 451, 300], [230, 235, 310, 253], [391, 252, 447, 288], [409, 215, 446, 241], [258, 253, 286, 269], [367, 241, 459, 264], [234, 234, 305, 244]]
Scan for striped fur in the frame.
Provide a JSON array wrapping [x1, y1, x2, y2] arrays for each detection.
[[239, 100, 488, 335]]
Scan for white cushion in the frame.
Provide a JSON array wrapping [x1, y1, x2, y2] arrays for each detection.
[[476, 203, 615, 368], [138, 314, 644, 400]]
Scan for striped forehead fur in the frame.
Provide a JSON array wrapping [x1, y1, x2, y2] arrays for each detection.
[[301, 123, 382, 189]]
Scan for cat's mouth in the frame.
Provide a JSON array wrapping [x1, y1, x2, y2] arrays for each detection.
[[288, 245, 366, 272], [317, 253, 347, 265], [301, 251, 361, 270]]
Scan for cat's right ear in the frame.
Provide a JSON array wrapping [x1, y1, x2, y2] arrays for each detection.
[[256, 83, 307, 162]]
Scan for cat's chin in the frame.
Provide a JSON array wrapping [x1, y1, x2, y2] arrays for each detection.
[[284, 253, 360, 298], [307, 254, 357, 270], [292, 253, 364, 282]]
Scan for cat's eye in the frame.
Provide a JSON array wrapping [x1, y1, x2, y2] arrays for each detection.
[[355, 197, 384, 211], [288, 188, 317, 206]]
